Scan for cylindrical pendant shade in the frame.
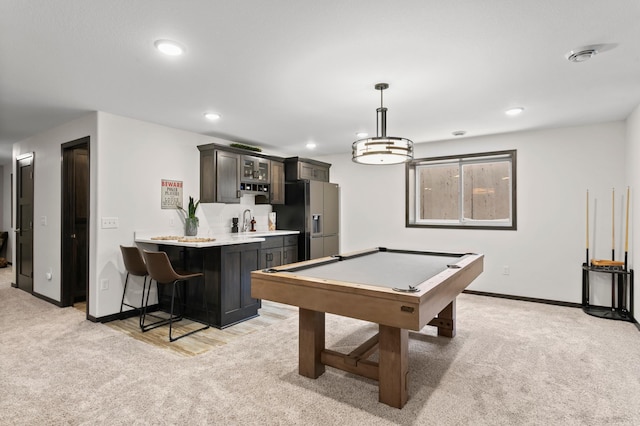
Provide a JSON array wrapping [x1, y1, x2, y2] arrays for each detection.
[[352, 83, 413, 165], [352, 137, 414, 165]]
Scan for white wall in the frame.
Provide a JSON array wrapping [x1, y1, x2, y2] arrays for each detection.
[[14, 111, 635, 318], [93, 112, 274, 318], [94, 112, 229, 317], [625, 103, 640, 317], [12, 110, 275, 319], [0, 165, 8, 260], [12, 113, 98, 302], [319, 122, 627, 304]]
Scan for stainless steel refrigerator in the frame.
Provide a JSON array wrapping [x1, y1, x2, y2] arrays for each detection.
[[273, 180, 339, 260]]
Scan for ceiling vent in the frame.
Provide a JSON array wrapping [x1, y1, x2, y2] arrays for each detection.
[[566, 49, 598, 63]]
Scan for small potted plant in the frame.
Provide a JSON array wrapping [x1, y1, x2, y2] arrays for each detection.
[[180, 196, 200, 236]]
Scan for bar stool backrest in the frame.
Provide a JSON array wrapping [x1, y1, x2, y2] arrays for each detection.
[[120, 246, 148, 277], [143, 250, 182, 284]]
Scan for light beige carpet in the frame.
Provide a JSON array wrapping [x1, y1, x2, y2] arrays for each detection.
[[1, 273, 639, 425]]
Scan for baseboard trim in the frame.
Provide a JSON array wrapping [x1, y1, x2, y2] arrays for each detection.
[[463, 290, 638, 328], [92, 305, 158, 323], [463, 289, 582, 308], [11, 282, 17, 288], [32, 291, 63, 307]]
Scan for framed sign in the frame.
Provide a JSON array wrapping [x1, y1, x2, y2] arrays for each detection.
[[161, 179, 183, 209]]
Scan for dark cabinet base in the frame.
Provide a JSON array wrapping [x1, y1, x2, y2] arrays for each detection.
[[161, 243, 262, 329], [260, 235, 298, 270]]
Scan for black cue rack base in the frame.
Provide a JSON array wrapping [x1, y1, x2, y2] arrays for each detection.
[[581, 263, 635, 323], [582, 305, 633, 321]]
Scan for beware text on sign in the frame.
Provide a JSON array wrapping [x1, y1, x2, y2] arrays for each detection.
[[161, 179, 183, 209]]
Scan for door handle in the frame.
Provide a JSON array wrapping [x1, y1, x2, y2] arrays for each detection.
[[70, 234, 77, 239], [14, 228, 20, 233]]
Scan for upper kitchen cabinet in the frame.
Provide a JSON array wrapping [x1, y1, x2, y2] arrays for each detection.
[[242, 155, 270, 183], [199, 145, 241, 203], [284, 157, 331, 182], [199, 143, 286, 204], [269, 159, 285, 205], [216, 150, 242, 203]]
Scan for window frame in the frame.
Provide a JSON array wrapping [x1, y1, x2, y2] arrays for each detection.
[[405, 149, 517, 230]]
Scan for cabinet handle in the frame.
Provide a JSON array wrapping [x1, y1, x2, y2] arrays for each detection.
[[283, 251, 287, 260], [237, 190, 241, 198]]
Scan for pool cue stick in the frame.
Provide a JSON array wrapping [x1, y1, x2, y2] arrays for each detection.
[[624, 187, 630, 269], [622, 187, 630, 312], [586, 190, 589, 265], [611, 188, 616, 307], [590, 189, 624, 268], [611, 188, 615, 262]]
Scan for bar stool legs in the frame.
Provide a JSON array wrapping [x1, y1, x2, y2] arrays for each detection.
[[120, 272, 147, 314], [119, 246, 149, 318], [140, 277, 184, 333], [142, 250, 209, 342], [168, 279, 209, 342]]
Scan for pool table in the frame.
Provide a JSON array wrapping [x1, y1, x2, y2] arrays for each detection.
[[251, 247, 484, 408]]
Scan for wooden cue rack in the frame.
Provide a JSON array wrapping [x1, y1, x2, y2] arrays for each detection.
[[582, 188, 634, 321]]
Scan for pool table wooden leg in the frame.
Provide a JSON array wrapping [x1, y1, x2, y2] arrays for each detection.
[[299, 308, 326, 378], [378, 325, 409, 409], [436, 299, 456, 337]]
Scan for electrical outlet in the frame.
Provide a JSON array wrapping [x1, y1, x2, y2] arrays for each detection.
[[502, 266, 510, 275], [101, 217, 119, 229], [100, 279, 109, 290]]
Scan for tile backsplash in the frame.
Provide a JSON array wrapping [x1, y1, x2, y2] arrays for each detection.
[[197, 195, 273, 236]]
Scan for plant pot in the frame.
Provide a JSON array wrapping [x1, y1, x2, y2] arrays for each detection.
[[185, 217, 198, 236]]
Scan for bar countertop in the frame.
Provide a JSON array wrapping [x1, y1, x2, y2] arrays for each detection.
[[134, 230, 299, 248]]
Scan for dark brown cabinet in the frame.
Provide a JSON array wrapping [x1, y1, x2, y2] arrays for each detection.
[[161, 242, 261, 328], [270, 160, 285, 204], [199, 146, 241, 203], [283, 237, 298, 265], [199, 148, 216, 203], [242, 155, 270, 183], [260, 234, 298, 269], [284, 157, 330, 182], [219, 243, 261, 327], [200, 144, 286, 204], [216, 151, 241, 203]]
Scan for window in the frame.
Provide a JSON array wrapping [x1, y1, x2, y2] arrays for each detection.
[[406, 150, 516, 230]]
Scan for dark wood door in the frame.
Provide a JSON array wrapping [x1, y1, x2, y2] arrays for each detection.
[[15, 154, 34, 293], [62, 138, 89, 307]]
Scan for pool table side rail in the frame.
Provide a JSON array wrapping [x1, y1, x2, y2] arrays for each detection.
[[417, 253, 484, 328], [251, 252, 484, 330]]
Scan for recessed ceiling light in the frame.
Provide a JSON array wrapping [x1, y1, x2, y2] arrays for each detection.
[[306, 142, 317, 149], [505, 107, 524, 116], [154, 39, 185, 56], [452, 130, 466, 136], [204, 112, 221, 120], [566, 49, 598, 63], [356, 132, 368, 138]]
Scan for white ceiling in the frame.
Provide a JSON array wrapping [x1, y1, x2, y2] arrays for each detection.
[[1, 1, 639, 165]]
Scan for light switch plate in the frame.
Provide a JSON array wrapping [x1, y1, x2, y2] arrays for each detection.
[[101, 217, 119, 229]]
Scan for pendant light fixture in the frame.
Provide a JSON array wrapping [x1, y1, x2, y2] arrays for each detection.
[[352, 83, 414, 165]]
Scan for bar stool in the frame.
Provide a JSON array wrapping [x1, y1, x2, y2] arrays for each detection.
[[142, 250, 210, 342], [119, 246, 149, 330]]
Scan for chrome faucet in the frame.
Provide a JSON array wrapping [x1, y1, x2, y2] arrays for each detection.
[[242, 209, 252, 232]]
